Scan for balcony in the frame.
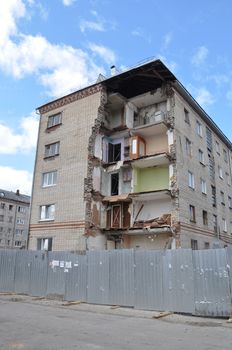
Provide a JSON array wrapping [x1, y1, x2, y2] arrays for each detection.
[[133, 165, 169, 193]]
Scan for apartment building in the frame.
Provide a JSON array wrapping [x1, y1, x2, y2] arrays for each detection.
[[0, 189, 30, 249], [29, 59, 232, 251]]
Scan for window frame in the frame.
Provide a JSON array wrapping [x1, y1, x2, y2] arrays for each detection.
[[40, 204, 55, 221], [196, 120, 203, 137], [188, 171, 195, 189], [189, 205, 196, 222], [44, 142, 60, 158], [47, 113, 62, 129], [42, 171, 57, 188]]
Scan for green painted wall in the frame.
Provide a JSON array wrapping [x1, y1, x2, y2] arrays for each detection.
[[134, 166, 169, 192]]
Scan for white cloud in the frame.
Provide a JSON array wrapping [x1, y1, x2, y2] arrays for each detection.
[[131, 28, 151, 43], [88, 43, 116, 64], [195, 87, 215, 106], [80, 19, 105, 33], [0, 0, 115, 97], [192, 46, 209, 66], [0, 113, 39, 154], [62, 0, 76, 6], [162, 32, 172, 50], [0, 166, 32, 195]]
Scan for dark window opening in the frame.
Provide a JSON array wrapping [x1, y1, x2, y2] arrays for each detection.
[[108, 143, 121, 162], [37, 238, 53, 251], [211, 185, 217, 207], [111, 173, 119, 196], [191, 239, 198, 250], [202, 210, 208, 225]]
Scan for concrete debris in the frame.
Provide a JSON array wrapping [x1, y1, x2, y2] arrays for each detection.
[[133, 214, 171, 229]]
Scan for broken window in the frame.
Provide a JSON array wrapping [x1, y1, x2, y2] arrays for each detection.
[[112, 205, 121, 228], [108, 143, 121, 162], [106, 203, 130, 229], [111, 173, 119, 196]]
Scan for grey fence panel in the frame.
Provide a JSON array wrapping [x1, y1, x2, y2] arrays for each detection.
[[193, 249, 232, 317], [162, 249, 194, 314], [0, 250, 16, 292], [87, 250, 109, 305], [14, 251, 33, 294], [46, 251, 68, 300], [64, 253, 87, 302], [135, 250, 164, 311], [226, 247, 232, 296], [109, 249, 135, 306], [29, 251, 48, 297]]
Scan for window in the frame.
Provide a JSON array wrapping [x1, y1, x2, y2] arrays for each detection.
[[218, 166, 223, 179], [213, 215, 218, 233], [184, 109, 190, 124], [47, 113, 61, 128], [198, 149, 205, 164], [215, 141, 220, 154], [0, 227, 3, 232], [223, 149, 228, 163], [0, 203, 5, 209], [185, 138, 192, 156], [228, 196, 232, 209], [196, 120, 203, 136], [230, 221, 232, 235], [111, 173, 119, 196], [211, 185, 217, 207], [206, 127, 212, 151], [202, 210, 208, 225], [8, 216, 13, 223], [42, 171, 57, 187], [208, 155, 215, 180], [189, 205, 196, 222], [18, 206, 26, 213], [226, 172, 231, 186], [123, 168, 132, 182], [130, 136, 146, 159], [0, 215, 4, 222], [8, 228, 11, 234], [9, 205, 13, 211], [14, 241, 22, 247], [40, 204, 55, 220], [191, 239, 198, 250], [204, 242, 210, 249], [16, 218, 25, 224], [44, 142, 60, 158], [188, 171, 195, 189], [108, 143, 121, 162], [15, 229, 24, 235], [37, 237, 53, 251], [222, 218, 227, 233], [220, 191, 225, 205], [200, 178, 207, 194]]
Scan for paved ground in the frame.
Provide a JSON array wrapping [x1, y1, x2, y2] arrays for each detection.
[[0, 295, 232, 350]]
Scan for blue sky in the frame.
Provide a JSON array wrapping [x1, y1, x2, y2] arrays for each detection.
[[0, 0, 232, 194]]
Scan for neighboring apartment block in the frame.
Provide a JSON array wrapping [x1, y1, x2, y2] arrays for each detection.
[[0, 189, 30, 249], [29, 59, 232, 251]]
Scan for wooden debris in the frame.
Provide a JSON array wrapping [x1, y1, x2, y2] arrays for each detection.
[[0, 292, 15, 296], [62, 300, 82, 306], [152, 311, 174, 319], [110, 305, 121, 309]]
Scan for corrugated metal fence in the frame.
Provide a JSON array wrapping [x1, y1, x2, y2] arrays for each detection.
[[0, 248, 232, 317]]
